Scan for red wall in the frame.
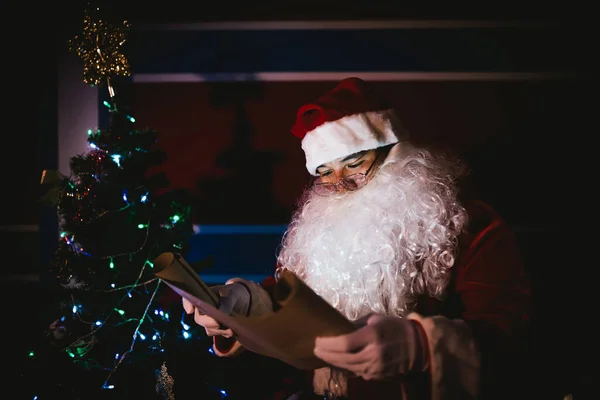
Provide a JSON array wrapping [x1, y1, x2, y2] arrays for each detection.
[[131, 80, 560, 225]]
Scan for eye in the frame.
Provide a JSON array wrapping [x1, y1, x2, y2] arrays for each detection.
[[346, 161, 364, 169], [320, 170, 333, 177]]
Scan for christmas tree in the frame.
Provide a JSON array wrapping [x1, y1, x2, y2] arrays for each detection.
[[15, 5, 308, 399], [14, 6, 211, 399]]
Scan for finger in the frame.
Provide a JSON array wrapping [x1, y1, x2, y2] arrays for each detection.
[[194, 311, 220, 330], [315, 326, 376, 353], [352, 361, 377, 381], [314, 346, 368, 373], [225, 277, 252, 285], [314, 341, 372, 365], [206, 327, 234, 338], [366, 314, 384, 326], [182, 297, 194, 314], [194, 311, 232, 334], [352, 312, 375, 328], [322, 357, 374, 381], [218, 283, 250, 316]]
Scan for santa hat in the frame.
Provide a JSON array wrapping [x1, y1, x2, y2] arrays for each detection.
[[291, 77, 410, 175]]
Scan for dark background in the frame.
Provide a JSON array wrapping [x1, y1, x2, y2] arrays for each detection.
[[2, 1, 593, 398]]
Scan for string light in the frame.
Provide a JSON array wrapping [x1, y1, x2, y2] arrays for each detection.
[[29, 5, 197, 398]]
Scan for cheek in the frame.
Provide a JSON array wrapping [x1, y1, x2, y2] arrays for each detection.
[[343, 166, 369, 178], [320, 176, 337, 184]]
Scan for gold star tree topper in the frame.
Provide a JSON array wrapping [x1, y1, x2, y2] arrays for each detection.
[[68, 7, 131, 96]]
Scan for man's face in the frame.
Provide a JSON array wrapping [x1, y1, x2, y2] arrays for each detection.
[[312, 149, 380, 195]]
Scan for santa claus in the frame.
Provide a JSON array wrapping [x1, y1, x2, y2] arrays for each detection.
[[183, 77, 533, 400]]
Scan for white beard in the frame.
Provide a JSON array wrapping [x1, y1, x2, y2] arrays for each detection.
[[277, 147, 469, 320]]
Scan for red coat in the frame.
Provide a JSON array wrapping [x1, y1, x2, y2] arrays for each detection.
[[343, 198, 533, 399]]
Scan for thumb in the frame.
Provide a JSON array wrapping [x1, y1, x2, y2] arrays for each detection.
[[365, 313, 383, 326], [351, 312, 375, 328], [225, 277, 250, 285], [182, 297, 194, 314], [217, 282, 251, 316]]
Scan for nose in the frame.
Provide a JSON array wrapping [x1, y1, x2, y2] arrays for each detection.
[[319, 170, 350, 193], [332, 173, 350, 192], [331, 170, 345, 183]]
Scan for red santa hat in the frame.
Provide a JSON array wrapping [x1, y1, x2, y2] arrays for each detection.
[[291, 77, 410, 175]]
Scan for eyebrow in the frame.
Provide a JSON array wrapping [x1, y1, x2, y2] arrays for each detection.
[[342, 151, 367, 162], [316, 151, 368, 170]]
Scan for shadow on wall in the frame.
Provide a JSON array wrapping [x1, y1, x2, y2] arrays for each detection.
[[194, 78, 292, 224]]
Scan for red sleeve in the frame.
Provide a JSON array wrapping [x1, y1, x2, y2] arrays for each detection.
[[455, 200, 533, 397], [261, 274, 277, 290]]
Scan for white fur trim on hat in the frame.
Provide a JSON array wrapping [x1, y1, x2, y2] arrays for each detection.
[[301, 109, 408, 175]]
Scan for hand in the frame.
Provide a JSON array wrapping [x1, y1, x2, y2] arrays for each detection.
[[182, 277, 273, 338], [313, 314, 427, 381]]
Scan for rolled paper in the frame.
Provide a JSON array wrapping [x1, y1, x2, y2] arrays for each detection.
[[153, 252, 220, 307]]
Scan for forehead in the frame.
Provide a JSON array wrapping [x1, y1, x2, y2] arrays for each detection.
[[317, 150, 369, 169]]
